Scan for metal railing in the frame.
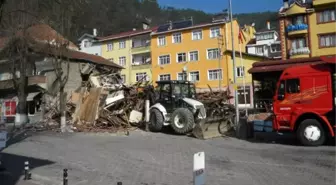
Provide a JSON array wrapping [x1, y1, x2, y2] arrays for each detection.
[[290, 47, 310, 56], [287, 23, 308, 32]]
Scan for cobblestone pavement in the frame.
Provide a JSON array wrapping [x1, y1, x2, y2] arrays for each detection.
[[1, 130, 335, 185]]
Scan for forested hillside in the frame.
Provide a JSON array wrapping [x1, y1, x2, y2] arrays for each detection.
[[0, 0, 279, 42]]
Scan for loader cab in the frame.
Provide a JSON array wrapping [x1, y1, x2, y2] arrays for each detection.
[[156, 80, 196, 112]]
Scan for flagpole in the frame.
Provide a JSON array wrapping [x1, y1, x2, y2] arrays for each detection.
[[229, 0, 240, 126], [239, 38, 248, 116]]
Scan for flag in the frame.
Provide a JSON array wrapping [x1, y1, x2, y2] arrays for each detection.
[[238, 28, 244, 44]]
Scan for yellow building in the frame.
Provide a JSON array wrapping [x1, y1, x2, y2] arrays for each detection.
[[279, 0, 336, 59], [98, 27, 155, 84], [150, 18, 256, 92], [224, 50, 266, 108]]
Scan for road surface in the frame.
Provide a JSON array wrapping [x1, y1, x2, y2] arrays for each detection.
[[1, 130, 335, 185]]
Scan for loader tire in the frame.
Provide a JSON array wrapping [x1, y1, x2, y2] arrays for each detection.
[[149, 109, 164, 132], [171, 108, 194, 134]]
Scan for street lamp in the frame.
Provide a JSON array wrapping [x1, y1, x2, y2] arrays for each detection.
[[229, 0, 240, 126]]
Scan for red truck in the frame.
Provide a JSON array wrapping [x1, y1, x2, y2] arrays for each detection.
[[250, 55, 335, 146]]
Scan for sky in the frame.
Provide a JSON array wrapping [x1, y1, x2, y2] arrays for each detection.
[[158, 0, 283, 14]]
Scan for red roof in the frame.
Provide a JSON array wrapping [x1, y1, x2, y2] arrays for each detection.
[[0, 25, 123, 69], [248, 56, 336, 74], [30, 41, 123, 68], [97, 26, 158, 41], [18, 24, 78, 50]]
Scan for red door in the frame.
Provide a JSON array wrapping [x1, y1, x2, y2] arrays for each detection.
[[273, 78, 301, 130]]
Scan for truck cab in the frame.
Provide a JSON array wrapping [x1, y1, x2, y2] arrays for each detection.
[[273, 61, 335, 146]]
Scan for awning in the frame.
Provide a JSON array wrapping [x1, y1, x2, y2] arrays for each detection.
[[27, 92, 41, 101], [248, 55, 336, 74], [248, 61, 324, 73]]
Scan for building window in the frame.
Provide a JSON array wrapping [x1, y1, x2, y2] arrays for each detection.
[[107, 43, 113, 51], [256, 33, 274, 41], [256, 46, 264, 54], [84, 41, 91, 48], [136, 72, 148, 82], [286, 79, 300, 94], [210, 27, 220, 38], [236, 66, 245, 77], [292, 15, 304, 25], [207, 48, 220, 60], [271, 44, 281, 52], [158, 36, 166, 46], [120, 75, 126, 84], [172, 33, 182, 43], [291, 38, 306, 49], [119, 56, 126, 66], [159, 74, 171, 81], [189, 51, 199, 61], [192, 30, 202, 40], [177, 72, 186, 80], [317, 9, 336, 23], [189, 71, 200, 82], [159, 55, 170, 65], [208, 69, 222, 80], [119, 40, 126, 49], [319, 33, 336, 48], [237, 86, 251, 105], [177, 52, 187, 63]]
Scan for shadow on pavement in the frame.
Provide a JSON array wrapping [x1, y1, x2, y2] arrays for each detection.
[[0, 152, 54, 185]]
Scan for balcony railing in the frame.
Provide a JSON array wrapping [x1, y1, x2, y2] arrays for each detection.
[[132, 43, 150, 48], [132, 58, 151, 66], [290, 47, 310, 56], [287, 23, 308, 33], [131, 45, 150, 54]]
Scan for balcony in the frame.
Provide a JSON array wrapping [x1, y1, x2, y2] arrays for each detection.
[[131, 45, 150, 54], [313, 0, 335, 6], [132, 55, 151, 66], [289, 47, 311, 58], [287, 24, 308, 36]]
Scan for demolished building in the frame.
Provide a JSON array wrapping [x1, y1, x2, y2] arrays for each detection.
[[0, 24, 123, 124]]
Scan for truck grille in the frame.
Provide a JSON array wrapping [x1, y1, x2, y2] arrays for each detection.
[[196, 105, 206, 119]]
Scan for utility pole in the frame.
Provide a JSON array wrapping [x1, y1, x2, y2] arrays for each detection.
[[229, 0, 240, 125]]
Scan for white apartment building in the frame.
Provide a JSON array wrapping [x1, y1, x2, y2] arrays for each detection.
[[78, 29, 102, 56], [246, 22, 282, 59]]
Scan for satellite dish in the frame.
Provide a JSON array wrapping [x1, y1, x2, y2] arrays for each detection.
[[251, 23, 255, 27], [183, 66, 187, 71]]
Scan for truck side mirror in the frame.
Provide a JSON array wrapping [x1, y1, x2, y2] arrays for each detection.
[[277, 94, 285, 100]]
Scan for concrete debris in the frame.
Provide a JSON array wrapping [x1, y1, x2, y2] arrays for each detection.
[[41, 73, 236, 134], [129, 110, 143, 124]]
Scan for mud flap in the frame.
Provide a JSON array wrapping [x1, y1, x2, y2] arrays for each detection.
[[192, 117, 234, 140]]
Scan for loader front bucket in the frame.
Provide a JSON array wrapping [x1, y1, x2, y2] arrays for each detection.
[[192, 117, 233, 140]]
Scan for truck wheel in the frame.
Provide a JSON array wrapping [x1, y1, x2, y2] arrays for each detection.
[[297, 119, 326, 146], [171, 108, 194, 134], [149, 109, 164, 132]]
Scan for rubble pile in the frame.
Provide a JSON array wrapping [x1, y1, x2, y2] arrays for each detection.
[[42, 72, 235, 133], [197, 90, 235, 118]]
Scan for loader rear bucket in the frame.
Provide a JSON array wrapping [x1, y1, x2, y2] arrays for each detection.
[[192, 117, 233, 140]]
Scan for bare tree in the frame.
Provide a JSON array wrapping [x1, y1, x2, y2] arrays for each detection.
[[0, 0, 41, 126], [43, 0, 87, 132]]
